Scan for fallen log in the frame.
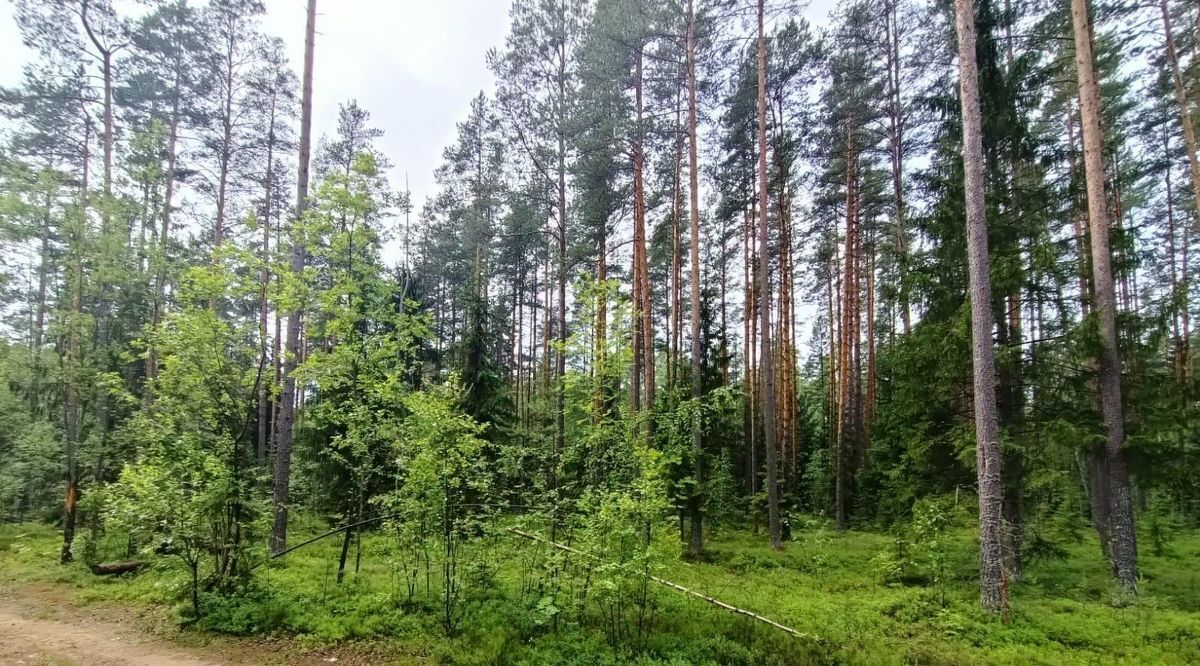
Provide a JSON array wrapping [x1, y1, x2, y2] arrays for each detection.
[[506, 527, 820, 642], [90, 560, 146, 576]]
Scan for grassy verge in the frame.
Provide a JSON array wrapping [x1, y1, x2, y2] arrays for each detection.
[[1, 519, 1197, 665]]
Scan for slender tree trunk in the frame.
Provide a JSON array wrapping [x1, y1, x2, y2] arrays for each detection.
[[94, 46, 113, 202], [148, 73, 182, 384], [885, 0, 911, 335], [671, 86, 684, 393], [1066, 112, 1091, 320], [631, 48, 648, 416], [258, 95, 278, 463], [756, 0, 781, 548], [272, 211, 283, 445], [83, 22, 117, 559], [954, 0, 1007, 613], [743, 207, 756, 495], [836, 132, 859, 532], [1183, 208, 1192, 381], [31, 189, 51, 415], [686, 0, 704, 555], [1161, 0, 1200, 234], [1001, 0, 1029, 574], [1161, 130, 1180, 384], [865, 243, 876, 439], [999, 41, 1027, 573], [214, 35, 235, 249], [827, 251, 838, 479], [336, 516, 352, 583], [272, 0, 317, 554], [61, 220, 84, 565], [61, 120, 90, 564], [542, 254, 551, 392], [773, 111, 797, 491], [593, 215, 607, 425], [552, 9, 568, 540], [515, 288, 525, 428], [1070, 0, 1138, 593]]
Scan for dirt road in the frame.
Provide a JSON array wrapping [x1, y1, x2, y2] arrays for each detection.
[[0, 605, 221, 666], [0, 584, 385, 666]]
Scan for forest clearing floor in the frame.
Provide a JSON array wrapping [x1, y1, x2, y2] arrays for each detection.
[[0, 581, 399, 666], [2, 518, 1200, 664]]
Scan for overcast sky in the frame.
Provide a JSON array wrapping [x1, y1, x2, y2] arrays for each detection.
[[256, 0, 512, 211], [0, 0, 512, 219], [0, 0, 839, 341], [0, 1, 839, 242]]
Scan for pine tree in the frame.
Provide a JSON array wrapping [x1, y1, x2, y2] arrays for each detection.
[[755, 0, 781, 549], [1069, 0, 1138, 594], [272, 0, 316, 555], [952, 0, 1007, 614]]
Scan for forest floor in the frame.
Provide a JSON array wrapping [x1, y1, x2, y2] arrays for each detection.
[[1, 517, 1199, 665]]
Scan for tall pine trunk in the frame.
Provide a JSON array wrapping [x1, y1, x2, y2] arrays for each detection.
[[743, 208, 757, 495], [755, 0, 781, 548], [671, 86, 684, 393], [551, 7, 569, 541], [1070, 0, 1138, 593], [272, 0, 317, 554], [954, 0, 1006, 613], [638, 64, 655, 430], [686, 0, 704, 555], [836, 129, 859, 532], [631, 47, 647, 416]]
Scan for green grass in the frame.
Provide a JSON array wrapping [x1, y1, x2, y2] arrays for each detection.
[[1, 519, 1197, 665]]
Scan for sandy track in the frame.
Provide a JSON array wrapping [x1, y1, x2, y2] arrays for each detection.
[[0, 584, 389, 666], [0, 605, 223, 666]]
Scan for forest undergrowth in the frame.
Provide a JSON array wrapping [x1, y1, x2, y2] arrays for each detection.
[[2, 517, 1197, 665]]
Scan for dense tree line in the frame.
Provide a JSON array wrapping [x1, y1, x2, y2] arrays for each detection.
[[0, 0, 1197, 621]]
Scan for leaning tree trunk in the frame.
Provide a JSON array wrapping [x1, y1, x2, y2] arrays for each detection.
[[953, 0, 1007, 614], [1070, 0, 1138, 593], [273, 0, 317, 554]]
